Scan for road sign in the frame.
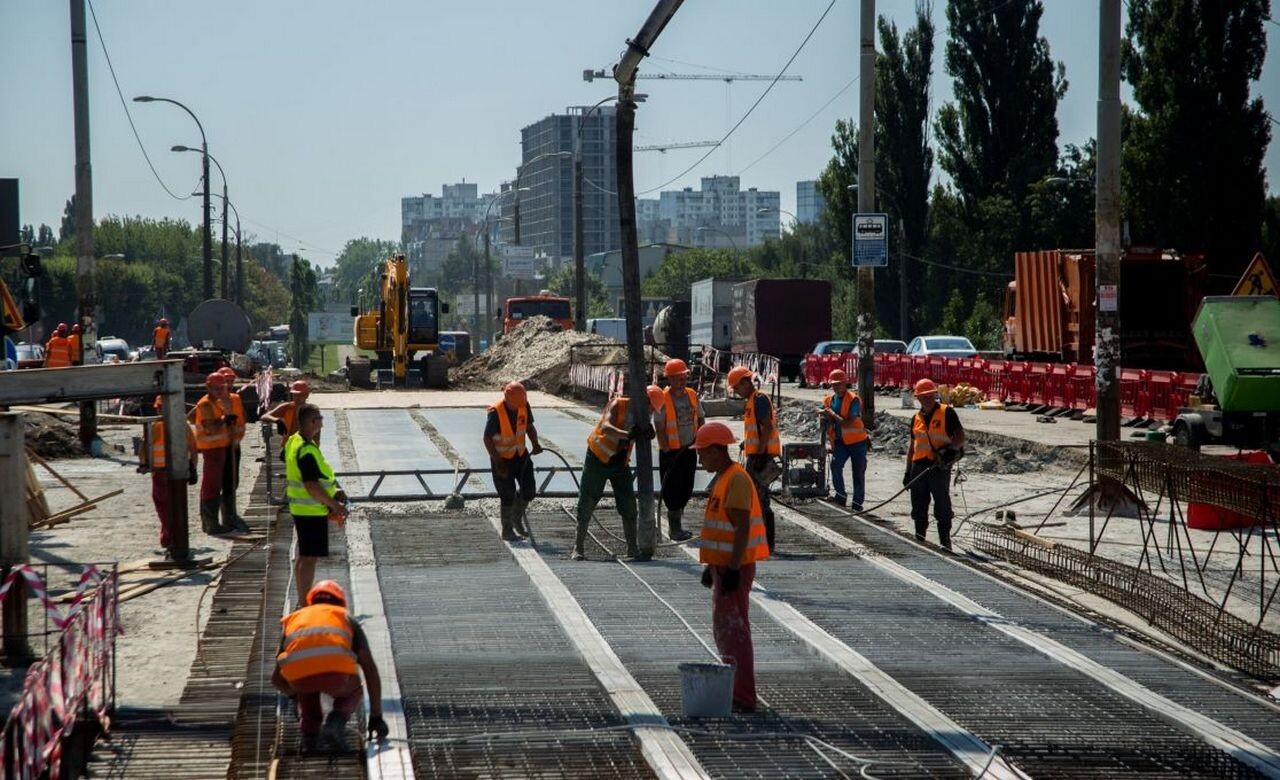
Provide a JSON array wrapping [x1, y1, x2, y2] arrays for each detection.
[[852, 213, 889, 268], [439, 333, 456, 352], [502, 246, 538, 280], [453, 297, 479, 317], [1232, 252, 1278, 298], [307, 311, 354, 345]]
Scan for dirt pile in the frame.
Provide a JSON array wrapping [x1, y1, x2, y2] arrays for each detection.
[[448, 316, 628, 395], [24, 413, 85, 460], [777, 402, 823, 441]]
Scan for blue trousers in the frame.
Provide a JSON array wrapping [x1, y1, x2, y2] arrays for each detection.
[[830, 440, 867, 508]]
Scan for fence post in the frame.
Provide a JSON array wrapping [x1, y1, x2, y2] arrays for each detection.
[[0, 412, 30, 662]]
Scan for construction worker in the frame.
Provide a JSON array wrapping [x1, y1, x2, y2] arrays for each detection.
[[285, 403, 348, 602], [68, 324, 83, 366], [571, 385, 665, 561], [217, 366, 251, 533], [483, 381, 543, 541], [191, 372, 235, 536], [273, 580, 387, 754], [905, 378, 966, 550], [153, 317, 171, 358], [655, 359, 702, 541], [728, 366, 780, 553], [44, 323, 72, 369], [818, 369, 869, 510], [692, 421, 769, 713], [141, 395, 198, 556], [262, 379, 312, 438]]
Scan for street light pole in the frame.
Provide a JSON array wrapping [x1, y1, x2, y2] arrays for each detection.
[[176, 145, 228, 299], [1096, 0, 1122, 441], [855, 0, 878, 426], [70, 0, 99, 458], [696, 225, 740, 276], [135, 95, 212, 299], [205, 189, 243, 307]]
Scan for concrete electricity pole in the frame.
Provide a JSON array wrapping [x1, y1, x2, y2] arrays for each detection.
[[856, 0, 877, 425], [71, 0, 97, 450], [1095, 0, 1122, 441], [573, 153, 586, 331], [614, 0, 684, 559]]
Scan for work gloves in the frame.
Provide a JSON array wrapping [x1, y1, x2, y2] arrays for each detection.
[[224, 414, 238, 425], [902, 469, 912, 488], [367, 714, 389, 743], [188, 462, 199, 485], [701, 567, 713, 588], [275, 419, 287, 437], [721, 568, 741, 593], [530, 443, 544, 455], [938, 445, 964, 465], [629, 423, 655, 442]]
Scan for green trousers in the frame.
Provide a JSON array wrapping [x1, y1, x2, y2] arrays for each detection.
[[575, 454, 638, 555]]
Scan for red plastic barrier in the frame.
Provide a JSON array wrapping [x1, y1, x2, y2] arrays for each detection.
[[1045, 363, 1071, 408], [1188, 451, 1274, 530], [1005, 362, 1030, 404], [1067, 365, 1096, 411], [1025, 363, 1051, 407], [1146, 370, 1176, 422], [982, 359, 1007, 400], [1169, 372, 1200, 419], [1119, 368, 1150, 419]]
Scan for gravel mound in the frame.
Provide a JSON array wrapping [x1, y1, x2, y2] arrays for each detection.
[[25, 413, 86, 460], [448, 316, 629, 395]]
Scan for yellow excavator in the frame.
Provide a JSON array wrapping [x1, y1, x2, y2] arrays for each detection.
[[348, 254, 450, 388], [0, 244, 43, 353]]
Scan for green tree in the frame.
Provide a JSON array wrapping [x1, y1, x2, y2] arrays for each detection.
[[288, 255, 313, 367], [1122, 0, 1272, 283], [1262, 196, 1280, 269], [544, 263, 610, 319], [935, 0, 1065, 208], [36, 225, 54, 246], [331, 237, 401, 304], [19, 225, 33, 245], [641, 248, 760, 299], [815, 119, 860, 269]]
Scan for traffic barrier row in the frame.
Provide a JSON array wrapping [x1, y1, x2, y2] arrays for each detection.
[[817, 353, 1202, 423]]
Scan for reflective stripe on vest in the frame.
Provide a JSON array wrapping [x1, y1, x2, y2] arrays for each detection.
[[150, 420, 197, 470], [699, 463, 770, 566], [277, 604, 358, 682], [911, 404, 953, 462], [285, 435, 338, 517], [193, 396, 230, 451], [228, 393, 246, 444], [488, 402, 528, 459], [44, 337, 71, 368], [824, 392, 868, 445], [587, 398, 630, 464], [742, 390, 781, 456], [659, 387, 699, 451]]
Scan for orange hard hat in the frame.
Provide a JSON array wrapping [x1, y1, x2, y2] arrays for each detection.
[[727, 366, 753, 388], [158, 318, 169, 326], [828, 369, 848, 384], [205, 372, 227, 387], [646, 384, 666, 412], [503, 381, 527, 407], [913, 378, 939, 397], [56, 322, 67, 334], [290, 380, 311, 395], [664, 358, 690, 378], [71, 324, 81, 334], [305, 579, 347, 607], [217, 366, 236, 379], [692, 421, 736, 449]]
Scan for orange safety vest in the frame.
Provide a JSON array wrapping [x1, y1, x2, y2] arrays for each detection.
[[278, 402, 300, 437], [488, 402, 528, 459], [699, 463, 770, 567], [911, 403, 953, 462], [276, 604, 359, 683], [586, 397, 631, 465], [153, 326, 170, 350], [823, 391, 868, 446], [150, 419, 197, 470], [44, 336, 71, 369], [742, 390, 781, 456], [658, 387, 699, 451], [193, 395, 231, 451], [67, 334, 82, 365], [227, 392, 246, 445]]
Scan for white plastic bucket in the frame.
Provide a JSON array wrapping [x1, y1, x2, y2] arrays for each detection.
[[678, 661, 735, 717], [900, 390, 915, 409]]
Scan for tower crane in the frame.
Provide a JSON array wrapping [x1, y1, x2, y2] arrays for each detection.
[[583, 69, 802, 83], [635, 140, 720, 153]]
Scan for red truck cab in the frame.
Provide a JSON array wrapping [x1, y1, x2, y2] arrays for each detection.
[[503, 292, 573, 334]]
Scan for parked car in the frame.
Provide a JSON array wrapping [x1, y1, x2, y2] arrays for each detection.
[[810, 340, 856, 356], [14, 342, 44, 369], [96, 337, 131, 363], [874, 339, 908, 354], [905, 335, 978, 358]]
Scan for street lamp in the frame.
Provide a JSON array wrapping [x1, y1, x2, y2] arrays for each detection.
[[201, 190, 243, 307], [477, 188, 530, 340], [174, 145, 230, 299], [758, 207, 804, 276], [695, 226, 740, 276], [134, 96, 212, 299]]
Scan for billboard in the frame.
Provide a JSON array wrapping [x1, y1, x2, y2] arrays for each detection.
[[308, 311, 354, 345]]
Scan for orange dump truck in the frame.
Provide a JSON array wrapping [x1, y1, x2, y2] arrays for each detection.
[[502, 291, 573, 334]]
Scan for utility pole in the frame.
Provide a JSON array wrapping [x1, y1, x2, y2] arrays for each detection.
[[71, 0, 97, 451], [615, 0, 684, 559], [856, 0, 877, 425], [234, 213, 243, 306], [573, 152, 586, 331], [475, 235, 483, 338], [0, 414, 29, 660], [202, 154, 212, 300], [899, 217, 908, 340], [1096, 0, 1122, 441], [485, 227, 494, 341], [220, 179, 229, 299]]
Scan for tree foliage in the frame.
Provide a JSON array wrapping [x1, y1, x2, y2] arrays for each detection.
[[288, 256, 317, 367], [544, 262, 611, 319], [331, 237, 402, 304], [641, 248, 761, 300], [1122, 0, 1272, 283]]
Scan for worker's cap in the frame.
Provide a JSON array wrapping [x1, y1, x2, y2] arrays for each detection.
[[205, 372, 228, 387], [290, 380, 311, 395], [158, 318, 169, 326], [913, 378, 939, 397], [692, 421, 736, 450], [663, 358, 690, 378], [828, 369, 848, 384], [306, 579, 347, 607], [726, 366, 753, 388], [503, 381, 527, 407], [56, 322, 68, 334], [646, 384, 666, 412]]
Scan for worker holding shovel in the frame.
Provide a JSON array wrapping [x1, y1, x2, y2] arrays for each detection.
[[483, 382, 543, 541]]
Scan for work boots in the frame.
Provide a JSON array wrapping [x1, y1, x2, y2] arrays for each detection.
[[938, 521, 953, 552], [621, 513, 641, 560], [571, 513, 589, 560], [499, 504, 519, 542], [511, 498, 530, 537], [223, 496, 251, 534], [200, 499, 225, 536], [667, 509, 692, 542], [321, 711, 348, 752]]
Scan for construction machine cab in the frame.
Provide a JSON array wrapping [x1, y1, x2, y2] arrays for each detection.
[[0, 245, 44, 335]]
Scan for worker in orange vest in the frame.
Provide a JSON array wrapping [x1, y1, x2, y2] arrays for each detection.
[[571, 386, 665, 561], [818, 369, 869, 510], [217, 367, 251, 533], [140, 395, 198, 556], [44, 323, 72, 368], [67, 324, 83, 366], [692, 421, 770, 713], [483, 382, 543, 541], [273, 580, 387, 754], [262, 379, 312, 438], [153, 318, 171, 358], [190, 372, 235, 536], [905, 378, 966, 550], [728, 366, 780, 553], [654, 359, 702, 542]]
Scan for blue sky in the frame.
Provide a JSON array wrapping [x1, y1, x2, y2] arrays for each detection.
[[3, 1, 1277, 267]]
